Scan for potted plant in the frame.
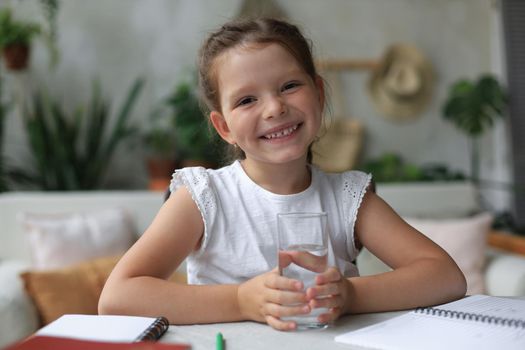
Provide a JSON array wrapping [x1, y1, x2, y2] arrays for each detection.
[[0, 7, 41, 71], [11, 78, 144, 190], [167, 80, 224, 168], [442, 74, 507, 184], [142, 108, 177, 191], [359, 152, 465, 183]]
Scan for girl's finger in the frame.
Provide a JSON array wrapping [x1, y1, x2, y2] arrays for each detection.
[[309, 294, 344, 310], [287, 251, 326, 273], [266, 315, 297, 331], [264, 302, 311, 318], [278, 251, 293, 269], [315, 267, 342, 285], [306, 282, 340, 299], [265, 270, 304, 291], [316, 307, 342, 324], [266, 288, 309, 306]]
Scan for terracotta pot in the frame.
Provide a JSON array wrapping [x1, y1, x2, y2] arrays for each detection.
[[146, 158, 176, 191], [2, 44, 30, 71], [181, 159, 216, 169]]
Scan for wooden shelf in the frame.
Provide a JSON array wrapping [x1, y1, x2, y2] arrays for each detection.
[[488, 230, 525, 256], [315, 59, 378, 71]]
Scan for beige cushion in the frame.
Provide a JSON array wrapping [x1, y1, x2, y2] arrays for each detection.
[[19, 208, 136, 270], [405, 212, 492, 295]]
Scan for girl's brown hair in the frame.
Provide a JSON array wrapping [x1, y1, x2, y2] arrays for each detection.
[[198, 17, 320, 162]]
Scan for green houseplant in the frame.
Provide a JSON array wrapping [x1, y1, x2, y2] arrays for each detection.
[[359, 153, 465, 183], [141, 78, 226, 190], [442, 74, 507, 184], [143, 124, 176, 161], [0, 7, 41, 70], [167, 81, 224, 168], [14, 78, 144, 190], [142, 107, 177, 190]]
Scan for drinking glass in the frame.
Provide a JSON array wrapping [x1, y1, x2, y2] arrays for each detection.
[[277, 212, 329, 330]]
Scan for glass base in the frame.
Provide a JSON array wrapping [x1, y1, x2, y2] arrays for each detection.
[[282, 313, 330, 331], [295, 322, 329, 331]]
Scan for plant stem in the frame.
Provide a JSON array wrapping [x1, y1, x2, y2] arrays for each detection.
[[470, 136, 480, 185]]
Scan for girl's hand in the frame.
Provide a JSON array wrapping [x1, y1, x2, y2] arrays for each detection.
[[237, 267, 311, 331], [306, 267, 351, 324]]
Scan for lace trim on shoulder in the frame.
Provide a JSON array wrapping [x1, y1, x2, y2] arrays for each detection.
[[341, 171, 372, 257], [170, 167, 216, 254]]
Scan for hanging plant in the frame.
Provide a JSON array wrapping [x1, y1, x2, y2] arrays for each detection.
[[0, 7, 41, 71], [39, 0, 60, 68]]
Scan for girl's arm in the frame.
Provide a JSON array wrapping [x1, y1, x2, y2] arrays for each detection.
[[98, 187, 243, 323], [307, 191, 466, 322], [98, 187, 307, 328], [348, 191, 466, 313]]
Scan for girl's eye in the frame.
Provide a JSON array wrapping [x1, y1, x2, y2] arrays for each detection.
[[282, 81, 301, 92], [237, 97, 256, 107]]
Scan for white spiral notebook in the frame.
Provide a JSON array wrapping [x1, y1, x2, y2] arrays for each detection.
[[36, 314, 170, 342], [335, 295, 525, 350]]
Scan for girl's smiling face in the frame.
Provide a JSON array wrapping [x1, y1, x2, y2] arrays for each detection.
[[210, 42, 324, 167]]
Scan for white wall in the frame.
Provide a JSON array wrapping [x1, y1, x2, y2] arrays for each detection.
[[1, 0, 511, 209]]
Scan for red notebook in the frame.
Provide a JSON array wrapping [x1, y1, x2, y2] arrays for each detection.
[[3, 336, 191, 350]]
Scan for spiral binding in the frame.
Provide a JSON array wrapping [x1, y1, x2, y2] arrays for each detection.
[[415, 307, 525, 328], [134, 316, 170, 341]]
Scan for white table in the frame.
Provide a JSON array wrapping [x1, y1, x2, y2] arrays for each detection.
[[161, 310, 406, 349], [161, 296, 525, 349]]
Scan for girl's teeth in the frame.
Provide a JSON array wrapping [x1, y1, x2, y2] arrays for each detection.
[[264, 124, 298, 139]]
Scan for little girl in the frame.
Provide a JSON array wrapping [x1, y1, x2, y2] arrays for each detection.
[[99, 18, 466, 331]]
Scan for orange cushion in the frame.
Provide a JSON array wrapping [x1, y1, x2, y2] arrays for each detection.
[[21, 256, 121, 326], [21, 256, 187, 326]]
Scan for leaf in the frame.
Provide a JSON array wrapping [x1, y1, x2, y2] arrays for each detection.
[[167, 79, 223, 163], [0, 8, 40, 47], [101, 77, 144, 161], [16, 78, 143, 190], [442, 74, 507, 137]]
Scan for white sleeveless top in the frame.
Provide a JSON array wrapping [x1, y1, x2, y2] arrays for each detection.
[[170, 161, 371, 285]]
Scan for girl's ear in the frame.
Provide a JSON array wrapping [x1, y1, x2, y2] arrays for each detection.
[[210, 111, 236, 145]]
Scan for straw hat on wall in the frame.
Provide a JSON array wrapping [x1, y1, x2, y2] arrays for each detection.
[[368, 44, 434, 121]]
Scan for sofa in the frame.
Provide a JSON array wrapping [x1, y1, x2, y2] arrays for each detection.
[[0, 190, 168, 348], [1, 183, 525, 347]]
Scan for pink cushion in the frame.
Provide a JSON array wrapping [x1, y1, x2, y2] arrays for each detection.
[[405, 212, 493, 295]]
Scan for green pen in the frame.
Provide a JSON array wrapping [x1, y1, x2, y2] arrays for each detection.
[[216, 332, 224, 350]]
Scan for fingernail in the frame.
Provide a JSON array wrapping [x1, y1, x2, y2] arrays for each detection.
[[302, 305, 310, 312]]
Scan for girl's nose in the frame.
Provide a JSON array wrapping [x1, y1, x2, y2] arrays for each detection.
[[263, 95, 287, 119]]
